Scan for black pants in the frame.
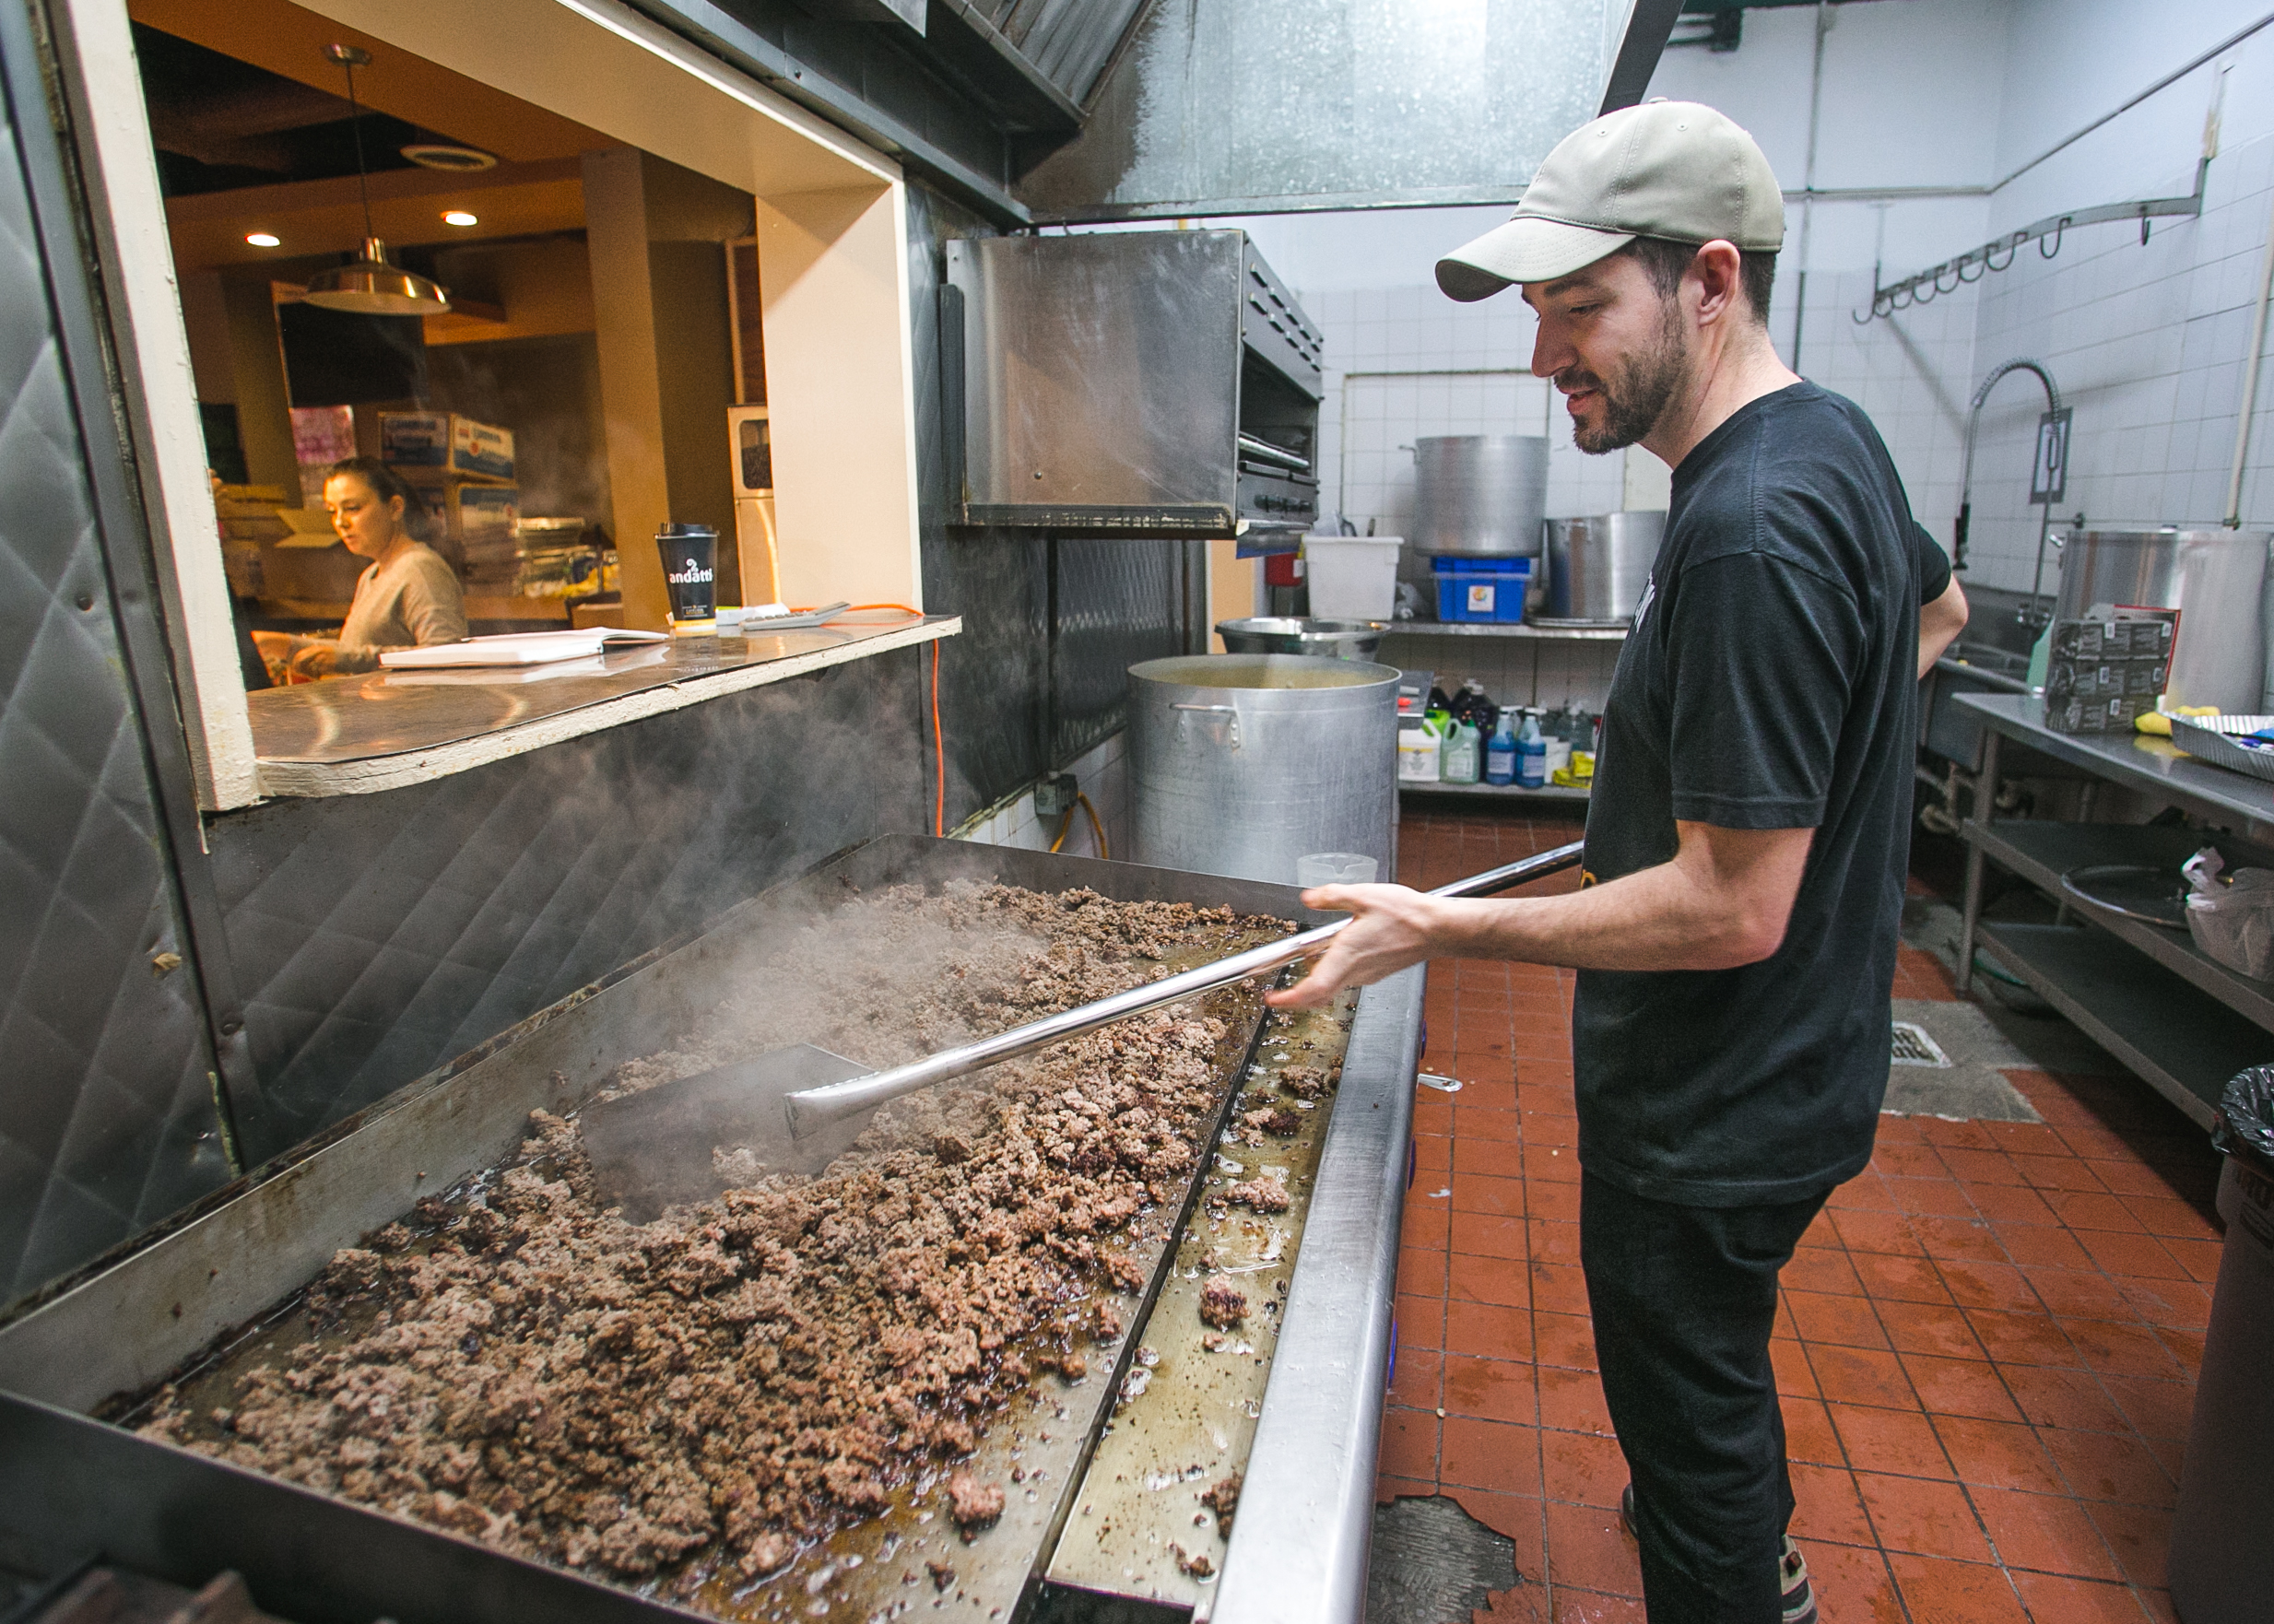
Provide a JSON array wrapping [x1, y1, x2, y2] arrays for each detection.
[[1580, 1171, 1831, 1624]]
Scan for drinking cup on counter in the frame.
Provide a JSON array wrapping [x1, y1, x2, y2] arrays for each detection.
[[655, 522, 718, 635], [1296, 852, 1380, 888]]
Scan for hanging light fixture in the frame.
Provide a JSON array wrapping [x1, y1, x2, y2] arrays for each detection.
[[301, 43, 452, 316]]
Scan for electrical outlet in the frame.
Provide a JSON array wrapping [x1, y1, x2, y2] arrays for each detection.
[[1034, 773, 1078, 818]]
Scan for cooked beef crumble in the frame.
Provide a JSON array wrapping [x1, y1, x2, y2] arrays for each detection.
[[1275, 1064, 1337, 1100], [945, 1469, 1006, 1532], [1197, 1281, 1248, 1330], [1200, 1470, 1242, 1536], [1224, 1176, 1290, 1215], [139, 883, 1287, 1598]]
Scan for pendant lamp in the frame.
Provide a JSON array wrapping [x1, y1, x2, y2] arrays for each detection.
[[301, 44, 452, 317]]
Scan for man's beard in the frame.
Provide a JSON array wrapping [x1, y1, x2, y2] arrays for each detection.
[[1561, 300, 1691, 454]]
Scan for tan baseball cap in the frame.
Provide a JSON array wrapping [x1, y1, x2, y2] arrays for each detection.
[[1436, 100, 1785, 302]]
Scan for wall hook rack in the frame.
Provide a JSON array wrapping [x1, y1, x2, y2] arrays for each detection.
[[1855, 159, 2208, 324]]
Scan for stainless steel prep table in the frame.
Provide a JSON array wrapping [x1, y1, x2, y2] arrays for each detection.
[[0, 835, 1422, 1624], [1952, 692, 2274, 1129]]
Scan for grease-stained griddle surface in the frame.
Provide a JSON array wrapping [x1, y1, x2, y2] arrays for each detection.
[[1046, 994, 1357, 1616], [120, 882, 1292, 1623]]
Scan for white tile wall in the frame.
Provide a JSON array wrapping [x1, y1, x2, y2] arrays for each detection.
[[1290, 133, 2274, 613], [953, 727, 1129, 861], [1300, 285, 1629, 537], [1295, 285, 1634, 709], [1881, 126, 2274, 596]]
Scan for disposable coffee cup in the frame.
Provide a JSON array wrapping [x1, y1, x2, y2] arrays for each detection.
[[1296, 852, 1379, 888], [656, 523, 718, 635]]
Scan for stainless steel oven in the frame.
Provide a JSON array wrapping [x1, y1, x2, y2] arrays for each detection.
[[946, 229, 1322, 549]]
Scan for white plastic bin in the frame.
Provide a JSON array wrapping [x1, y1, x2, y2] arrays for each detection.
[[1305, 536, 1402, 621]]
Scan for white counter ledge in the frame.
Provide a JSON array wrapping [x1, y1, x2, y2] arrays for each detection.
[[247, 613, 959, 798]]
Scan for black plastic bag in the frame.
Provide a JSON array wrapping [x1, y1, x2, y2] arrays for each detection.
[[2216, 1066, 2274, 1180]]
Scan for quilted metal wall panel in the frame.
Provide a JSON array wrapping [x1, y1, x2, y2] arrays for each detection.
[[206, 654, 928, 1159], [1052, 536, 1180, 764], [0, 52, 230, 1307]]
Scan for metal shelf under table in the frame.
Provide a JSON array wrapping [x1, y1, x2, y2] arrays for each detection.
[[1953, 693, 2274, 1132], [1966, 819, 2274, 1031], [1972, 923, 2267, 1130]]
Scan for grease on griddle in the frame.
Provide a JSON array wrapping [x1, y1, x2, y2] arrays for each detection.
[[132, 882, 1290, 1615]]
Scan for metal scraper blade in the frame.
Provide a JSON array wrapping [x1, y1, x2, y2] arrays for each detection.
[[577, 1044, 875, 1221]]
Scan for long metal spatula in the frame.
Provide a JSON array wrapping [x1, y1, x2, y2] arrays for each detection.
[[581, 841, 1583, 1216]]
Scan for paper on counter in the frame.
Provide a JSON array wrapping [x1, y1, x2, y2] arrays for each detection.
[[379, 628, 668, 668], [380, 655, 613, 686]]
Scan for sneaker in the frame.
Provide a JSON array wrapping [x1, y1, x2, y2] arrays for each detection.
[[1617, 1485, 1818, 1624], [1781, 1536, 1818, 1624]]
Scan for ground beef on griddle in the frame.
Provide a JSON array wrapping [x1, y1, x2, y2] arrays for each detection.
[[1277, 1065, 1336, 1099], [1200, 1470, 1242, 1536], [136, 884, 1291, 1604], [1198, 1281, 1248, 1329], [946, 1469, 1005, 1532], [1225, 1176, 1290, 1214]]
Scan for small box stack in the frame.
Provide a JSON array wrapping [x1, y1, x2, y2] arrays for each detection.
[[378, 412, 520, 582], [213, 483, 291, 599], [2044, 611, 2178, 734]]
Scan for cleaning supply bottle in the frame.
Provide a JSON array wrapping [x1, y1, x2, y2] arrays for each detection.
[[1443, 718, 1481, 783], [1517, 709, 1547, 789], [1485, 708, 1517, 785]]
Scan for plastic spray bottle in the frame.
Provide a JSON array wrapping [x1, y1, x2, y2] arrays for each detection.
[[1485, 708, 1518, 785], [1516, 709, 1547, 789]]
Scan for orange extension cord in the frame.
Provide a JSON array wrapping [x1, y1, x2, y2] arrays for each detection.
[[1046, 791, 1109, 860]]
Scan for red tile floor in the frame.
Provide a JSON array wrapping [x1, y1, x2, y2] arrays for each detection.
[[1382, 807, 2224, 1624]]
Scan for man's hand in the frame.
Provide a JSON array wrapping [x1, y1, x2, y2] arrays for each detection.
[[1266, 883, 1440, 1011], [1267, 821, 1813, 1010]]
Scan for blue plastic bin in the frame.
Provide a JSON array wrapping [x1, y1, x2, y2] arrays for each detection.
[[1432, 558, 1531, 624]]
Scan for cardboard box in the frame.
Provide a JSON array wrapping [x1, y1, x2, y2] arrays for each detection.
[[427, 480, 520, 543], [2045, 610, 2179, 734], [379, 411, 515, 482], [256, 538, 367, 605]]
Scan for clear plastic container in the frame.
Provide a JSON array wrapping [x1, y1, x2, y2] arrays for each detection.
[[1296, 852, 1380, 887]]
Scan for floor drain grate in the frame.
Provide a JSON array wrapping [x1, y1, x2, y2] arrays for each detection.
[[1891, 1020, 1951, 1068]]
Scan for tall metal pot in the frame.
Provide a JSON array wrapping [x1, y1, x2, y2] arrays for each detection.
[[2054, 527, 2270, 712], [1410, 436, 1549, 558], [1544, 512, 1663, 621], [1131, 654, 1398, 886]]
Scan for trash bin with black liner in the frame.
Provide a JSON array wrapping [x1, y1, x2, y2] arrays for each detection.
[[2169, 1067, 2274, 1624]]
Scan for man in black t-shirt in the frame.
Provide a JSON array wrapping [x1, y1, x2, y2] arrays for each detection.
[[1270, 100, 1966, 1624]]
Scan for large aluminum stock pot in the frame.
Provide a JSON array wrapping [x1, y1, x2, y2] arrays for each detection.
[[1131, 653, 1399, 886]]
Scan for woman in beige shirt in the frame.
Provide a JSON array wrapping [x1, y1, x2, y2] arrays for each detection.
[[258, 457, 466, 678]]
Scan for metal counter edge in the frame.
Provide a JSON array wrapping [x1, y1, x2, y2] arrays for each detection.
[[1210, 962, 1425, 1624]]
